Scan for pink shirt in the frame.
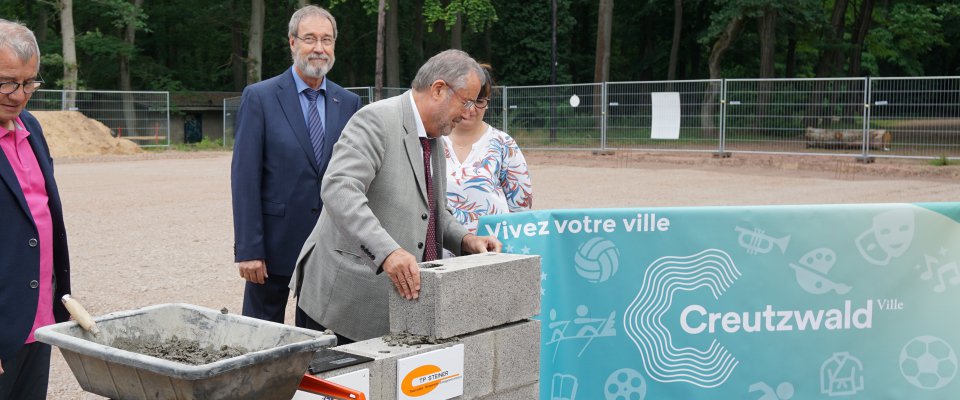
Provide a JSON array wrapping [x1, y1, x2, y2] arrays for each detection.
[[0, 117, 55, 343]]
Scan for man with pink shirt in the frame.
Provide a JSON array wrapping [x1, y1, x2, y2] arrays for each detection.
[[0, 19, 72, 400]]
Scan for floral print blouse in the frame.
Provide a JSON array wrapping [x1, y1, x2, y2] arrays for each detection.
[[442, 126, 533, 234]]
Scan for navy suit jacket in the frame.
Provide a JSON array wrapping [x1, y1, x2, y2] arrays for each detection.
[[0, 110, 71, 363], [231, 68, 361, 277]]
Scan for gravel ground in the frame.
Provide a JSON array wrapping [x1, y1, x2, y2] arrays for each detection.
[[44, 150, 960, 399]]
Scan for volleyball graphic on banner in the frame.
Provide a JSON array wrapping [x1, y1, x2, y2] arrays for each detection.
[[574, 237, 620, 283], [899, 335, 958, 390]]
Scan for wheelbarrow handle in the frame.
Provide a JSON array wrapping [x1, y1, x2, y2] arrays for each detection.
[[298, 373, 366, 400]]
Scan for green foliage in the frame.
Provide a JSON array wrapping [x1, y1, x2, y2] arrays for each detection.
[[423, 0, 498, 32], [95, 0, 150, 32], [148, 137, 227, 152], [929, 154, 955, 166], [487, 0, 575, 85], [4, 0, 960, 92], [77, 30, 134, 58], [867, 3, 947, 76]]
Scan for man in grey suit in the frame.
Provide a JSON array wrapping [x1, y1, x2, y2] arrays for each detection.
[[292, 50, 501, 342], [232, 5, 361, 324]]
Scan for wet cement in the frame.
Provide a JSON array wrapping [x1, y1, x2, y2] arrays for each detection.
[[112, 336, 247, 366], [382, 332, 458, 347]]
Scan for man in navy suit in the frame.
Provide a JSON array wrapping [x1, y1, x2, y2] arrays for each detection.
[[0, 19, 71, 400], [231, 5, 361, 323]]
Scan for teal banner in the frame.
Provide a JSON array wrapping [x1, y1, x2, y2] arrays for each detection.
[[479, 203, 960, 400]]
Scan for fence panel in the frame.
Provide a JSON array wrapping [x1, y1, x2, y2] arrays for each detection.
[[723, 78, 868, 156], [344, 86, 407, 105], [605, 80, 722, 152], [223, 96, 241, 147], [496, 83, 603, 149], [869, 77, 960, 159], [28, 89, 171, 147], [219, 78, 960, 159], [345, 87, 372, 105]]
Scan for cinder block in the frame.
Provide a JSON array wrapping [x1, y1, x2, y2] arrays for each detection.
[[457, 319, 541, 399], [335, 337, 457, 400], [458, 326, 496, 399], [492, 319, 540, 392], [390, 253, 541, 339]]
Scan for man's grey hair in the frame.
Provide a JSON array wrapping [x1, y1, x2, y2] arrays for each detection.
[[288, 5, 338, 39], [411, 49, 484, 91], [0, 18, 40, 69]]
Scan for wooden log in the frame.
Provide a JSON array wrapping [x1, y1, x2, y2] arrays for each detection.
[[805, 128, 891, 150]]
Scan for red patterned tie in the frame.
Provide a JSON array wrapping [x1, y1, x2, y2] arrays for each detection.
[[420, 137, 438, 262]]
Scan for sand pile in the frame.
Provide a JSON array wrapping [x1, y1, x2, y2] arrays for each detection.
[[29, 111, 143, 158]]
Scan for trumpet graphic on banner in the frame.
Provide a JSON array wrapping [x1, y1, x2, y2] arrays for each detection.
[[735, 226, 790, 255]]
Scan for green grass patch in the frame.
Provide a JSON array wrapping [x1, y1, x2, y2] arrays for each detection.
[[929, 155, 957, 166], [145, 137, 228, 152]]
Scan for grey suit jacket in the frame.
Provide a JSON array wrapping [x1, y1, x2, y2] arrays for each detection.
[[291, 91, 469, 341]]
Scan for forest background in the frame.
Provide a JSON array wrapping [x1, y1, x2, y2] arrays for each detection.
[[1, 0, 958, 93]]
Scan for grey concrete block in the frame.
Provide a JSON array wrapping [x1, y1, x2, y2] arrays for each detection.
[[458, 319, 540, 399], [492, 320, 541, 392], [336, 337, 457, 400], [459, 326, 496, 399], [390, 253, 541, 339]]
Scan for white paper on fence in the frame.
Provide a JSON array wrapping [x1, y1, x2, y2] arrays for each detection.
[[291, 368, 370, 400], [651, 92, 681, 139]]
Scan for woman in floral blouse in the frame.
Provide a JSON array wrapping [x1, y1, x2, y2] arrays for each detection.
[[442, 64, 533, 239]]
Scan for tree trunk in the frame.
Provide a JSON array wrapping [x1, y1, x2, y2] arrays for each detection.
[[230, 0, 245, 91], [34, 1, 49, 44], [298, 0, 308, 7], [848, 0, 875, 77], [805, 127, 890, 150], [758, 6, 777, 78], [808, 0, 849, 128], [413, 0, 425, 66], [246, 0, 264, 85], [483, 25, 492, 63], [450, 13, 462, 50], [120, 0, 144, 138], [59, 0, 78, 110], [757, 5, 777, 120], [815, 0, 849, 77], [375, 0, 386, 101], [593, 0, 613, 83], [785, 23, 797, 78], [702, 16, 745, 136], [386, 0, 400, 87], [708, 16, 744, 80], [592, 0, 613, 141], [667, 0, 682, 81]]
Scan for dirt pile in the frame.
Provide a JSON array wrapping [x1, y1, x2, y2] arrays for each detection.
[[30, 111, 143, 158]]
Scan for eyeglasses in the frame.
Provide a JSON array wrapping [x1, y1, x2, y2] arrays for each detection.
[[0, 78, 43, 95], [474, 98, 489, 110], [442, 81, 481, 110], [293, 34, 335, 47]]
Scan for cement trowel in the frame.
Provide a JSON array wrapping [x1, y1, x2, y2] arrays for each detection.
[[61, 294, 100, 335]]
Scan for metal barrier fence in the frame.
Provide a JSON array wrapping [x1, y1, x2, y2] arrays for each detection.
[[222, 87, 409, 146], [27, 89, 170, 147], [870, 77, 960, 158], [223, 96, 241, 147], [724, 78, 868, 156], [222, 78, 960, 160]]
